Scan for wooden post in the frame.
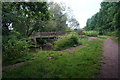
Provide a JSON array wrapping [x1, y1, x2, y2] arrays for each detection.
[[33, 37, 37, 48]]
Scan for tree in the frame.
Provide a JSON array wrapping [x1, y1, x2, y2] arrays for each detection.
[[46, 2, 68, 31], [68, 18, 80, 29], [2, 2, 51, 37], [84, 2, 120, 35]]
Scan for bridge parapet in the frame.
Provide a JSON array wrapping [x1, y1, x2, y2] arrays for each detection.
[[31, 30, 83, 37]]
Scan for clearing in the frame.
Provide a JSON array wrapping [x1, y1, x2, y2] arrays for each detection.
[[2, 37, 119, 78]]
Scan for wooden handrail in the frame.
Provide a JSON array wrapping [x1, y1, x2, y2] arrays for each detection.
[[31, 30, 83, 37]]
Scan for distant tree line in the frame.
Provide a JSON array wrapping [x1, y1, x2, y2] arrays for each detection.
[[84, 2, 120, 36]]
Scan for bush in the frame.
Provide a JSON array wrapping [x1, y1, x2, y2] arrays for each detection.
[[83, 31, 99, 37], [53, 32, 81, 50], [3, 31, 31, 60]]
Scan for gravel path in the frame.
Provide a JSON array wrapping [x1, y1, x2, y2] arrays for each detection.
[[96, 38, 119, 78]]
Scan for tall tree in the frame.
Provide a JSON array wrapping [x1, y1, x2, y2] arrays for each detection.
[[68, 18, 80, 29], [46, 2, 68, 31], [2, 2, 51, 37], [84, 2, 120, 35]]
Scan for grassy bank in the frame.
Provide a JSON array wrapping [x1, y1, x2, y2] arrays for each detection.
[[3, 39, 103, 78]]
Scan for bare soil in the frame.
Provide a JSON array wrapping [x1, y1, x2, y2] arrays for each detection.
[[88, 37, 103, 41]]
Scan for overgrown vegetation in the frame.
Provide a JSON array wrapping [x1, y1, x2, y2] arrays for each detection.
[[84, 2, 120, 36], [3, 39, 103, 78], [103, 31, 118, 36], [2, 1, 80, 62], [2, 1, 119, 79], [97, 35, 107, 39], [83, 31, 99, 37], [2, 31, 31, 61], [53, 32, 81, 50]]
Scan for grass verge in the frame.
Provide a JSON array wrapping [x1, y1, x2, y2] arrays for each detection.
[[3, 39, 103, 78], [97, 35, 107, 39], [107, 36, 120, 44]]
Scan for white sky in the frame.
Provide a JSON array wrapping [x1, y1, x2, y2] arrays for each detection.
[[48, 0, 103, 28]]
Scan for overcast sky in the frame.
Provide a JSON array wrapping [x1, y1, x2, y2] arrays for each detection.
[[48, 0, 103, 28]]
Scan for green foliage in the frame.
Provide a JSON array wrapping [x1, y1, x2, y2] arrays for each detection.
[[2, 2, 75, 37], [3, 31, 31, 60], [103, 31, 118, 36], [53, 32, 81, 50], [65, 27, 73, 31], [68, 18, 80, 29], [3, 53, 34, 66], [3, 39, 103, 78], [45, 2, 68, 32], [3, 40, 30, 60], [84, 2, 120, 35], [97, 36, 107, 39], [83, 31, 99, 37], [2, 2, 51, 37]]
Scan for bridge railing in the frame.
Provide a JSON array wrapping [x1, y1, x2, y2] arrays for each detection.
[[31, 30, 83, 38], [27, 30, 84, 48]]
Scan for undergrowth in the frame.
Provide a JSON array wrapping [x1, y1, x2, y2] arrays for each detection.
[[3, 39, 103, 78]]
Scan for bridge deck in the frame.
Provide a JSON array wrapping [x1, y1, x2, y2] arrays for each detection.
[[29, 36, 58, 40]]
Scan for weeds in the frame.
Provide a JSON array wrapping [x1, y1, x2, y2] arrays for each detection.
[[53, 32, 81, 50], [3, 39, 103, 78]]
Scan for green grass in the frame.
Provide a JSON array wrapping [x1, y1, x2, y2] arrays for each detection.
[[83, 31, 99, 37], [3, 39, 103, 78], [79, 37, 88, 44], [3, 53, 34, 66], [97, 35, 107, 39]]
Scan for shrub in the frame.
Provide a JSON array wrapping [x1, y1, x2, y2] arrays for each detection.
[[83, 31, 99, 37], [3, 31, 31, 60], [53, 32, 81, 50]]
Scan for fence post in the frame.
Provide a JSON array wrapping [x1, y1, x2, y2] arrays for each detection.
[[33, 37, 37, 48]]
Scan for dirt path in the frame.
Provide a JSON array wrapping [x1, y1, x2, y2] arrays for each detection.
[[88, 37, 103, 41], [96, 38, 119, 78]]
